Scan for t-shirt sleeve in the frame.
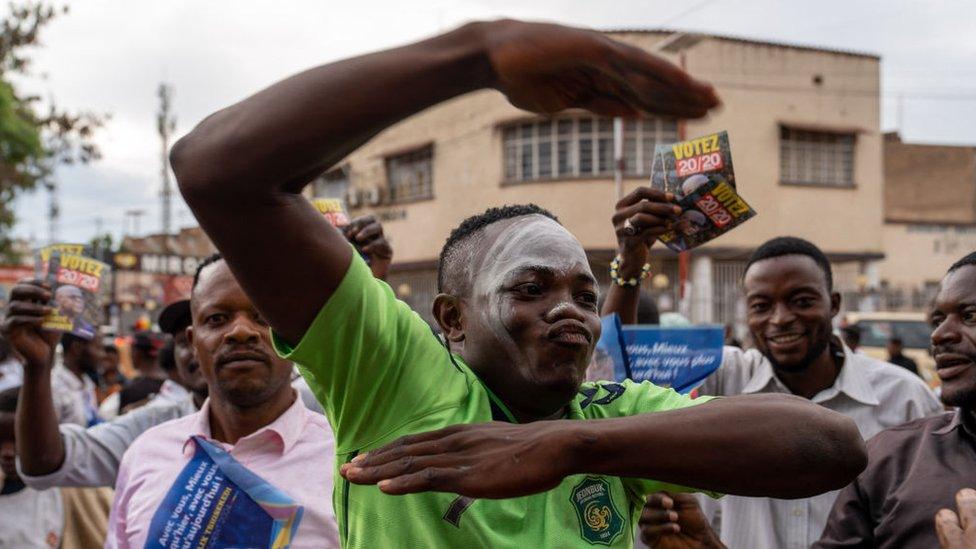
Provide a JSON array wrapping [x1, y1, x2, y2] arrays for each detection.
[[580, 380, 721, 502], [273, 253, 464, 452]]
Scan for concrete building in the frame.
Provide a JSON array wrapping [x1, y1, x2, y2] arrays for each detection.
[[878, 132, 976, 310], [310, 30, 885, 329]]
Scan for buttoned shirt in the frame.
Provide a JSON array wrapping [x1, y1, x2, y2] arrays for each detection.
[[695, 344, 943, 549], [816, 409, 976, 548], [106, 391, 338, 548]]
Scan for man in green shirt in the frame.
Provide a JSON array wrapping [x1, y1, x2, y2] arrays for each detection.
[[171, 19, 867, 547]]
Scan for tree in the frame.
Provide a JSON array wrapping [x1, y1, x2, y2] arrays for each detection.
[[0, 2, 105, 263]]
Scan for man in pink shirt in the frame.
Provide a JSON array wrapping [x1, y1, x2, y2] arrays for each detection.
[[3, 254, 343, 548]]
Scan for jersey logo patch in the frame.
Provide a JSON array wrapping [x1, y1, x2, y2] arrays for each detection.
[[579, 383, 626, 409], [570, 476, 625, 545]]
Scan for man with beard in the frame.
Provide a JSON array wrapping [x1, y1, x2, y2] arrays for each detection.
[[816, 252, 976, 548], [172, 20, 868, 548], [615, 235, 941, 548]]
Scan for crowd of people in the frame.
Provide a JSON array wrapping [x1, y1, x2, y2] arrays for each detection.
[[0, 18, 973, 548]]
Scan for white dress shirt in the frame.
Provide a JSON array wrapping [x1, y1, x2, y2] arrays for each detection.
[[0, 483, 64, 548], [695, 344, 943, 549]]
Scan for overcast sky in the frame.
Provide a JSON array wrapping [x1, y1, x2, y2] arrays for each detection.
[[8, 0, 976, 246]]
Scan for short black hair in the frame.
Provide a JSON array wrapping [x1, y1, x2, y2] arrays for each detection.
[[745, 236, 833, 291], [889, 336, 903, 345], [103, 344, 118, 354], [948, 251, 976, 274], [0, 386, 19, 414], [60, 332, 89, 353], [192, 253, 223, 292], [437, 204, 558, 294]]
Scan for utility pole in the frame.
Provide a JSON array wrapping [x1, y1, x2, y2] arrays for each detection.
[[125, 209, 146, 237], [157, 83, 176, 245], [46, 182, 59, 244]]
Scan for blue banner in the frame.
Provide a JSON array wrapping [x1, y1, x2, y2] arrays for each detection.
[[588, 314, 631, 382], [620, 325, 723, 393], [145, 436, 303, 549]]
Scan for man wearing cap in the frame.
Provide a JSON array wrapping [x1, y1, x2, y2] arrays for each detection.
[[115, 331, 168, 414]]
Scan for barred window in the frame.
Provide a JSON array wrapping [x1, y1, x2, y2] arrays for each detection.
[[780, 127, 855, 187], [502, 115, 677, 183], [312, 166, 349, 199], [386, 145, 433, 203]]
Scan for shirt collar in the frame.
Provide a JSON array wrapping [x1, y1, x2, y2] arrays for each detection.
[[934, 409, 976, 437], [740, 343, 880, 406], [825, 345, 881, 406], [181, 389, 306, 455]]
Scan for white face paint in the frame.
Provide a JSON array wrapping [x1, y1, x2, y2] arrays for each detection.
[[461, 215, 599, 419]]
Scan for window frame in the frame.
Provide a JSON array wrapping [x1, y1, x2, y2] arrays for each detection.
[[385, 144, 435, 204], [779, 126, 857, 189]]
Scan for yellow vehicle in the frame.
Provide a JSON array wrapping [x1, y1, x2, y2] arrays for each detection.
[[842, 311, 938, 388]]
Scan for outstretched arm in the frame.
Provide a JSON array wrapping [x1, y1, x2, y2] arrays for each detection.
[[171, 19, 719, 345], [341, 394, 866, 499]]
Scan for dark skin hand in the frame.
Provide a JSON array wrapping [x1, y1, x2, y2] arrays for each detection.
[[171, 19, 719, 347], [341, 393, 865, 499], [2, 279, 68, 476], [342, 215, 393, 281], [601, 186, 681, 323], [639, 492, 726, 549]]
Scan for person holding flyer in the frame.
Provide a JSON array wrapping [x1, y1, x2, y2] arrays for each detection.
[[171, 19, 868, 548], [3, 256, 344, 548], [603, 203, 942, 547]]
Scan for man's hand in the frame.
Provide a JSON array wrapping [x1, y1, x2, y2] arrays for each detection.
[[1, 279, 59, 370], [614, 187, 681, 263], [639, 492, 725, 549], [340, 421, 573, 498], [342, 215, 393, 280], [485, 20, 720, 119], [937, 488, 976, 549]]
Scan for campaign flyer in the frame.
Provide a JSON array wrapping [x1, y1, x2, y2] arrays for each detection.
[[620, 325, 723, 394], [650, 131, 757, 252], [146, 436, 303, 549], [34, 244, 109, 340], [311, 198, 350, 228]]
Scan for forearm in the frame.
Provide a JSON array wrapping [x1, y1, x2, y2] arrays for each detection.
[[172, 22, 492, 198], [16, 365, 66, 476], [566, 394, 866, 498]]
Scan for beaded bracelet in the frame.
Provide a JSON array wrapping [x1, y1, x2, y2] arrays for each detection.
[[609, 255, 651, 287]]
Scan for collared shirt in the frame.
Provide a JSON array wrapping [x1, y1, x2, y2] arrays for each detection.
[[695, 344, 943, 549], [816, 409, 976, 548], [51, 364, 99, 427], [106, 391, 338, 548], [0, 357, 24, 392]]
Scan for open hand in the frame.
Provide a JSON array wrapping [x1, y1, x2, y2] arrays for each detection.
[[639, 492, 725, 549], [937, 488, 976, 549], [342, 214, 393, 280], [484, 20, 720, 119], [1, 279, 60, 370], [340, 421, 574, 498]]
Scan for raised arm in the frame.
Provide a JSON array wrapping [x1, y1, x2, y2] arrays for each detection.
[[2, 280, 66, 476], [602, 187, 680, 323], [341, 394, 866, 499], [171, 19, 719, 344]]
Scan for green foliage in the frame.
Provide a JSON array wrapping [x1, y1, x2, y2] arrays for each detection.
[[0, 2, 105, 263]]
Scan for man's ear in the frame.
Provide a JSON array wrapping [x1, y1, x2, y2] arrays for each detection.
[[830, 291, 842, 318], [433, 294, 465, 344]]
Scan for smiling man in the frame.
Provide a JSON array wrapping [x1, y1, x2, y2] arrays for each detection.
[[682, 236, 942, 548], [172, 20, 868, 548], [816, 251, 976, 548]]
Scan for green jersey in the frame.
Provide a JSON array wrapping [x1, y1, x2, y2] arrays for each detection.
[[274, 254, 716, 548]]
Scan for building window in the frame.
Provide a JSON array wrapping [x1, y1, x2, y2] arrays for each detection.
[[502, 115, 677, 183], [312, 166, 349, 199], [780, 127, 855, 187], [386, 145, 434, 203]]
